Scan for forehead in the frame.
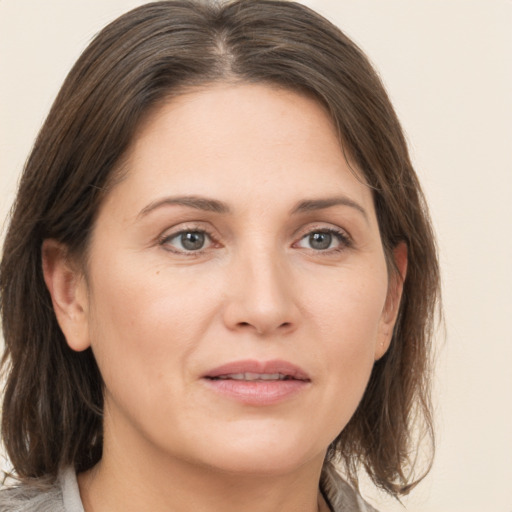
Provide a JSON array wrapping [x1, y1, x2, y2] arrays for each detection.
[[104, 83, 375, 220]]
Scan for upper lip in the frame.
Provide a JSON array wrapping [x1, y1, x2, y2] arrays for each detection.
[[203, 359, 310, 381]]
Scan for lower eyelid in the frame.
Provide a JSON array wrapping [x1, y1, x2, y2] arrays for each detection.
[[304, 228, 349, 240], [294, 228, 352, 251], [159, 228, 217, 252], [158, 226, 351, 253]]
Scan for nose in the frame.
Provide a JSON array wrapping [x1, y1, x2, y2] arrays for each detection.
[[222, 248, 299, 336]]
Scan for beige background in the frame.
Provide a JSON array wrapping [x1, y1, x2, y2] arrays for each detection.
[[1, 1, 511, 511]]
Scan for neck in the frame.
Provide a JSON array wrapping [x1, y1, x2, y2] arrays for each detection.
[[78, 420, 329, 512], [79, 459, 329, 512]]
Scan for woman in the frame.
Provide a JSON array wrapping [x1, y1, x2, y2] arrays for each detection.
[[0, 1, 440, 511]]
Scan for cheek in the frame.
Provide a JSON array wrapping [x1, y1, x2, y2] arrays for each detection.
[[84, 253, 220, 396], [303, 267, 387, 425], [307, 262, 388, 353]]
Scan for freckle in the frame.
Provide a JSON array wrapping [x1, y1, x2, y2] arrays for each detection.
[[156, 270, 160, 275]]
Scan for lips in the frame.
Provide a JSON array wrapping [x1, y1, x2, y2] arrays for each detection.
[[204, 360, 310, 382], [214, 373, 294, 381], [202, 360, 310, 405]]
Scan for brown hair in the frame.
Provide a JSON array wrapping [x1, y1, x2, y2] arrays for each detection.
[[0, 0, 440, 497]]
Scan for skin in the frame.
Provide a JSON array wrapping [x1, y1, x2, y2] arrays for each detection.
[[43, 83, 406, 512]]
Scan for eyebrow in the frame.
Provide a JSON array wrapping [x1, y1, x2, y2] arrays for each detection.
[[292, 197, 369, 222], [137, 195, 231, 218], [137, 194, 368, 221]]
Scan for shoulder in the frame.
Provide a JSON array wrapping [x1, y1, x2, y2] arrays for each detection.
[[321, 462, 380, 512], [0, 467, 84, 512], [0, 480, 64, 512]]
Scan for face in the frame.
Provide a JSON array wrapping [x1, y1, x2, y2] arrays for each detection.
[[57, 84, 402, 477]]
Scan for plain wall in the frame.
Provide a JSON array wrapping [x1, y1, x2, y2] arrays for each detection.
[[1, 1, 511, 511]]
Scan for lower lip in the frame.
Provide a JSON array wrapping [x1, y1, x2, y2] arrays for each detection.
[[203, 378, 309, 406]]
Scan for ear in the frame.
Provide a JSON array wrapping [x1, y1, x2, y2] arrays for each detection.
[[42, 239, 91, 352], [375, 242, 408, 360]]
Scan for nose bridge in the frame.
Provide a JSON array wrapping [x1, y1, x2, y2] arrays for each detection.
[[223, 239, 297, 335]]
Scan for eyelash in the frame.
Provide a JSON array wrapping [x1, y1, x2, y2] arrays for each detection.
[[158, 225, 219, 255], [294, 227, 352, 254], [158, 225, 352, 255]]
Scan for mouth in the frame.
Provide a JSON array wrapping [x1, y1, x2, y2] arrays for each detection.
[[208, 372, 301, 381], [202, 360, 310, 405], [203, 359, 310, 382]]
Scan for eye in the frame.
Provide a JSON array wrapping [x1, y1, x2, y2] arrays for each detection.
[[161, 230, 213, 252], [295, 229, 350, 252]]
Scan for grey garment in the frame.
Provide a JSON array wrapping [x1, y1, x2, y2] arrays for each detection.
[[321, 462, 379, 512], [0, 464, 378, 512], [0, 467, 83, 512]]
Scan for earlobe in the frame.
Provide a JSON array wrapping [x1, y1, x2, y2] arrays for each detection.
[[42, 239, 91, 352], [375, 242, 408, 360]]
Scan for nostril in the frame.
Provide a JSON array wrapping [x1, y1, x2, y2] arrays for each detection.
[[235, 320, 293, 334]]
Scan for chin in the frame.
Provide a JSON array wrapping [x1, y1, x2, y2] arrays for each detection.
[[204, 450, 320, 477], [187, 428, 327, 477]]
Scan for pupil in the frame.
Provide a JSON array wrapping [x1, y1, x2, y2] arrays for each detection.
[[310, 232, 331, 250], [181, 232, 205, 250]]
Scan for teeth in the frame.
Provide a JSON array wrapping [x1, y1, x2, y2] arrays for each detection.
[[217, 373, 288, 381]]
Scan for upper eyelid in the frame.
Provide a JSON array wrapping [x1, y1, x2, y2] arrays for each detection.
[[161, 229, 214, 242], [292, 225, 354, 254], [158, 234, 214, 258], [296, 229, 350, 244], [159, 222, 217, 238], [158, 224, 219, 250], [157, 222, 353, 247], [293, 223, 352, 241]]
